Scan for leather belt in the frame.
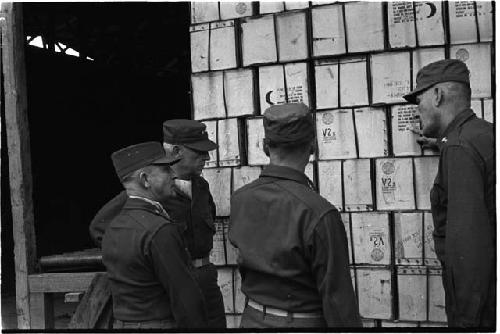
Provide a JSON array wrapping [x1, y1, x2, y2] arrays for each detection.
[[192, 256, 211, 268], [247, 299, 323, 319]]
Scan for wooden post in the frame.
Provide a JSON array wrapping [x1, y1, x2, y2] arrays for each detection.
[[1, 3, 37, 329]]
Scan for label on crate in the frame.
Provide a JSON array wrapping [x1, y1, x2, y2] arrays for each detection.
[[351, 213, 391, 265], [344, 2, 384, 53], [451, 43, 492, 98], [343, 159, 373, 212], [388, 2, 416, 48], [371, 52, 411, 104], [395, 213, 423, 265], [448, 1, 477, 44], [415, 2, 445, 46], [276, 11, 308, 62], [356, 267, 392, 319], [202, 168, 232, 216], [354, 107, 388, 158], [241, 15, 277, 66], [224, 69, 255, 118], [315, 62, 339, 109], [414, 157, 439, 210], [339, 57, 369, 107], [317, 160, 343, 210], [316, 110, 357, 160], [376, 158, 415, 210], [391, 105, 421, 156], [312, 5, 346, 57], [259, 65, 286, 112], [203, 120, 218, 168], [218, 118, 240, 167], [219, 2, 253, 20], [285, 62, 309, 105], [190, 25, 210, 73], [246, 118, 270, 166], [209, 21, 237, 71], [192, 72, 226, 120]]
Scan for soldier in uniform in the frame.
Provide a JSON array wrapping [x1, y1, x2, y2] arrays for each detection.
[[90, 120, 226, 328], [404, 59, 495, 328], [102, 141, 208, 329], [229, 103, 361, 328]]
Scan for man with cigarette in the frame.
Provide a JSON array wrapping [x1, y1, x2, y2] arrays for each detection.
[[90, 120, 226, 328], [102, 141, 208, 328], [404, 59, 495, 328], [229, 103, 361, 328]]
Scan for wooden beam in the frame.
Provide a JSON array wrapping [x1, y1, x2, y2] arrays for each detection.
[[28, 272, 104, 293], [28, 293, 54, 329], [1, 3, 37, 330]]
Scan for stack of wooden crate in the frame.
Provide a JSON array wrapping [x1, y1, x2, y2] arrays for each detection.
[[189, 1, 494, 328]]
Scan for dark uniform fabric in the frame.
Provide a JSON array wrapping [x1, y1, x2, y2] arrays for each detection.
[[431, 109, 495, 328], [102, 197, 208, 328], [90, 176, 226, 328], [229, 165, 361, 328]]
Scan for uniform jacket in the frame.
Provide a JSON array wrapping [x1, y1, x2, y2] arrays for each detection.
[[102, 197, 208, 327], [229, 165, 361, 327], [90, 175, 216, 260], [431, 109, 495, 327]]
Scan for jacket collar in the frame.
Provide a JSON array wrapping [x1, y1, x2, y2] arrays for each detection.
[[261, 164, 313, 188], [438, 108, 475, 148], [123, 196, 170, 219]]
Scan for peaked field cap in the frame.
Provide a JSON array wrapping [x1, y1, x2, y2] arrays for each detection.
[[163, 119, 217, 152], [403, 59, 470, 104], [111, 141, 178, 180], [263, 103, 314, 144]]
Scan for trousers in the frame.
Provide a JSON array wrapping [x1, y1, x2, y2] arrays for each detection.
[[192, 263, 227, 328], [240, 304, 327, 328]]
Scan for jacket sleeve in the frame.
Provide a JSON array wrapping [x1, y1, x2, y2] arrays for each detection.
[[444, 145, 494, 327], [308, 210, 361, 327], [89, 191, 128, 247], [150, 225, 208, 328]]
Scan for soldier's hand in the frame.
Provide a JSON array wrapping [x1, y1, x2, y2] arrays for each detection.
[[410, 129, 439, 149]]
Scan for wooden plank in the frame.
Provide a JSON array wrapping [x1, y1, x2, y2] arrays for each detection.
[[311, 5, 346, 57], [191, 72, 226, 120], [224, 68, 256, 118], [339, 57, 369, 107], [344, 2, 384, 53], [67, 273, 112, 329], [258, 65, 285, 112], [351, 213, 391, 265], [317, 160, 343, 211], [316, 109, 357, 160], [1, 3, 36, 329], [276, 11, 308, 62], [370, 51, 411, 104], [448, 1, 477, 44], [343, 159, 373, 212], [190, 23, 210, 73], [387, 2, 416, 48], [354, 107, 388, 158], [28, 272, 103, 293], [246, 117, 269, 166], [284, 62, 309, 106], [356, 267, 392, 319], [414, 157, 439, 210], [217, 268, 235, 313], [314, 60, 339, 109], [28, 293, 54, 329], [217, 118, 241, 167], [202, 120, 218, 168], [397, 266, 427, 321], [375, 158, 415, 210], [415, 2, 445, 46], [209, 20, 237, 71], [241, 15, 277, 66], [394, 212, 423, 265], [190, 2, 219, 24], [219, 2, 254, 20], [390, 105, 421, 156], [202, 167, 232, 216], [428, 268, 447, 323]]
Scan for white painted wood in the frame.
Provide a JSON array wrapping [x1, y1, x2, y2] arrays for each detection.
[[210, 220, 226, 265], [246, 117, 270, 166], [371, 52, 411, 104], [415, 1, 445, 46], [233, 270, 245, 313], [304, 162, 315, 185], [317, 160, 343, 211], [344, 2, 384, 53], [190, 24, 210, 73], [217, 268, 235, 313], [192, 72, 226, 120], [311, 4, 346, 57], [483, 98, 494, 123], [356, 267, 392, 319], [314, 60, 339, 109], [202, 168, 232, 216], [351, 213, 391, 265], [284, 62, 309, 106], [203, 120, 218, 168], [477, 1, 493, 42], [394, 213, 423, 265], [375, 158, 415, 210], [391, 105, 421, 156], [259, 65, 286, 112], [224, 68, 256, 118], [316, 109, 357, 160], [450, 43, 491, 98], [241, 15, 277, 66], [388, 1, 416, 48], [354, 107, 388, 158], [285, 2, 309, 10], [339, 57, 369, 107], [448, 1, 477, 44], [219, 2, 254, 20], [414, 157, 439, 210], [397, 267, 427, 321], [471, 99, 483, 119], [191, 2, 220, 24], [428, 268, 447, 323], [276, 11, 308, 62], [209, 20, 237, 71], [259, 2, 285, 14], [218, 118, 241, 167], [423, 212, 440, 266], [343, 159, 373, 212]]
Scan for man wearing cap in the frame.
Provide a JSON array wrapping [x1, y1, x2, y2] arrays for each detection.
[[404, 59, 495, 328], [102, 141, 208, 329], [90, 120, 226, 328], [229, 103, 361, 328]]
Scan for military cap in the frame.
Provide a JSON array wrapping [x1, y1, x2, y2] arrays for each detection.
[[163, 119, 217, 152], [263, 103, 314, 144], [111, 141, 179, 180], [404, 59, 470, 104]]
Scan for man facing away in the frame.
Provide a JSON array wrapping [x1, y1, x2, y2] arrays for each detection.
[[102, 141, 208, 329], [404, 59, 495, 328], [229, 103, 361, 328], [90, 119, 226, 328]]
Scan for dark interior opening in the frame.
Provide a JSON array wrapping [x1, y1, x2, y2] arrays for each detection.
[[2, 2, 191, 295]]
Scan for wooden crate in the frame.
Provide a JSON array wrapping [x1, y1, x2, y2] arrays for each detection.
[[246, 117, 269, 166], [414, 2, 445, 46], [344, 2, 384, 53], [317, 160, 343, 211], [210, 220, 226, 266], [428, 267, 447, 323], [241, 15, 277, 66], [356, 266, 392, 319], [343, 159, 373, 212], [209, 20, 237, 71], [314, 60, 339, 109], [339, 57, 369, 107], [394, 212, 423, 265], [390, 105, 421, 156], [354, 107, 388, 158], [191, 72, 226, 120], [219, 2, 254, 20], [397, 266, 427, 321], [351, 213, 391, 265], [370, 51, 411, 105], [387, 2, 416, 48], [217, 118, 242, 167], [202, 167, 232, 216], [233, 269, 245, 313], [311, 5, 346, 57], [276, 11, 308, 62], [202, 120, 218, 168], [316, 109, 357, 160], [224, 68, 256, 118], [414, 157, 439, 210], [375, 158, 415, 210], [423, 212, 440, 266]]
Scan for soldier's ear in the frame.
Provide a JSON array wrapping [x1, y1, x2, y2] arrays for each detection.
[[139, 170, 150, 189], [433, 86, 444, 107]]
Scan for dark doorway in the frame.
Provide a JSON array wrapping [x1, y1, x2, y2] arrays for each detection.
[[1, 2, 192, 296]]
